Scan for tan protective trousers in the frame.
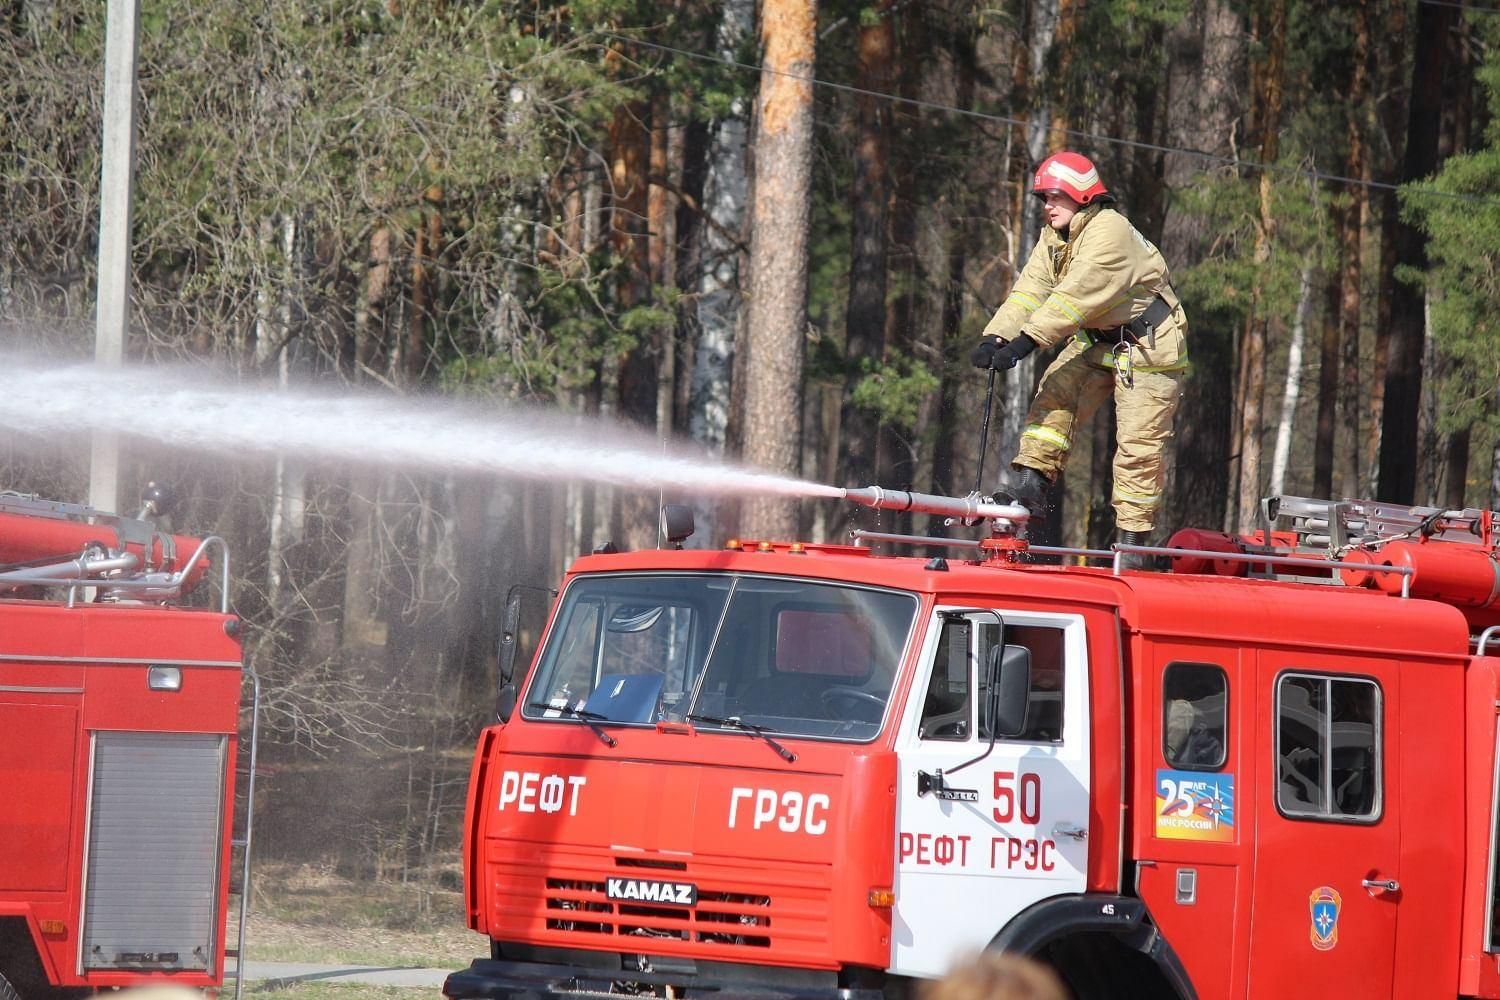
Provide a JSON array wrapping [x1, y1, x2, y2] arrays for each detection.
[[1014, 340, 1183, 533]]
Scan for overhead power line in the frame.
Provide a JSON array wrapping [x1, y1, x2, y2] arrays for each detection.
[[1418, 0, 1500, 14], [561, 17, 1500, 209]]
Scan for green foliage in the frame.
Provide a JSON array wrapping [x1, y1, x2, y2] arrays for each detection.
[[1176, 162, 1336, 335], [1407, 20, 1500, 436], [849, 357, 941, 430]]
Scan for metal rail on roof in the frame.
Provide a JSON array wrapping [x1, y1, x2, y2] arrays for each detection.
[[848, 530, 1418, 594]]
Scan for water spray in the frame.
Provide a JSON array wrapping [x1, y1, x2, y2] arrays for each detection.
[[0, 356, 842, 502]]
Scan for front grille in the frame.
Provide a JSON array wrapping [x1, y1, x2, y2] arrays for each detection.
[[543, 878, 772, 947], [492, 845, 830, 962]]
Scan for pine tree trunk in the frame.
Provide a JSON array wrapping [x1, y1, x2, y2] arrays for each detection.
[[839, 0, 894, 492], [1377, 2, 1456, 503], [406, 185, 441, 385], [1337, 2, 1370, 495], [1490, 383, 1500, 509], [1443, 430, 1470, 509], [1312, 270, 1341, 497], [1160, 0, 1242, 533], [913, 10, 974, 500], [742, 0, 815, 538], [1365, 2, 1410, 496], [354, 226, 393, 380], [1234, 0, 1285, 532], [609, 93, 657, 550]]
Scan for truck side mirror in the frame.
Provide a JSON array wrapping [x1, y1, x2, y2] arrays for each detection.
[[499, 591, 522, 686], [988, 644, 1032, 739], [495, 682, 518, 723]]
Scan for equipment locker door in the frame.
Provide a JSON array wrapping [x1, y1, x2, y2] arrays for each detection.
[[1247, 654, 1398, 998], [889, 608, 1091, 977]]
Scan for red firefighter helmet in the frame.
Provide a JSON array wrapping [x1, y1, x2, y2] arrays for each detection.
[[1032, 152, 1109, 206]]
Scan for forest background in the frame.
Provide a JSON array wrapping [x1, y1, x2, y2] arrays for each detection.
[[3, 0, 1500, 931]]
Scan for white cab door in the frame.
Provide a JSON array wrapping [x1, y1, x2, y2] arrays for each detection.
[[889, 608, 1092, 977]]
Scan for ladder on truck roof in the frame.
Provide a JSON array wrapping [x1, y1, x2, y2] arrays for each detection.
[[1259, 494, 1498, 556]]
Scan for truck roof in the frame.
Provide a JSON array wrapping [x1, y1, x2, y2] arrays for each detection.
[[566, 545, 1473, 662]]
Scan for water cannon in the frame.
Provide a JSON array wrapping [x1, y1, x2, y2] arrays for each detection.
[[840, 486, 1031, 528]]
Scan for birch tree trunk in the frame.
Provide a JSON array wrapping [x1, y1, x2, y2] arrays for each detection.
[[1271, 265, 1315, 494], [994, 0, 1060, 489], [259, 215, 308, 610], [688, 0, 752, 543], [649, 94, 680, 433], [742, 0, 815, 539]]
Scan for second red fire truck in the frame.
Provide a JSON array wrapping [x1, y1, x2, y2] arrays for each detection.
[[444, 486, 1500, 999], [0, 490, 252, 1000]]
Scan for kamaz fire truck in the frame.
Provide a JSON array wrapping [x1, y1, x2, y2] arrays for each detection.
[[444, 486, 1500, 1000], [0, 491, 253, 1000]]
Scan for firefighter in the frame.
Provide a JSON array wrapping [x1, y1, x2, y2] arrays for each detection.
[[970, 151, 1188, 558]]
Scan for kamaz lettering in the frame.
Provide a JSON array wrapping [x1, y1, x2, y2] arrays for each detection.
[[605, 878, 698, 906]]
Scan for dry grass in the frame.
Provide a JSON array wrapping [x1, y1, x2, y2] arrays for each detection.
[[244, 863, 485, 968], [246, 985, 427, 1000]]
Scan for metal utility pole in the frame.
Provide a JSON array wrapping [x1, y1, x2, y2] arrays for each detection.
[[90, 0, 141, 515]]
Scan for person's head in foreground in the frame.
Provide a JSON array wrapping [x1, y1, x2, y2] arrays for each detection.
[[920, 951, 1068, 1000]]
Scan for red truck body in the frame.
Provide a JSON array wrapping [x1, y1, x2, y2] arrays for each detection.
[[0, 494, 245, 999], [443, 492, 1500, 1000]]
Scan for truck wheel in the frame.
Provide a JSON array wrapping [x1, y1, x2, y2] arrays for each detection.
[[0, 971, 21, 1000]]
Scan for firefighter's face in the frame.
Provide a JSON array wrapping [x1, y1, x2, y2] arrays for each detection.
[[1042, 191, 1080, 231]]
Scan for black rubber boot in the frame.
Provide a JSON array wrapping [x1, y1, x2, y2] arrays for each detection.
[[1115, 529, 1152, 571], [1000, 467, 1058, 562]]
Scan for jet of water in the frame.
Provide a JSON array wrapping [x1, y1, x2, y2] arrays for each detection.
[[0, 357, 842, 501]]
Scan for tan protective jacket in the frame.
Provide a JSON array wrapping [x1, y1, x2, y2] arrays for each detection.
[[981, 205, 1188, 372]]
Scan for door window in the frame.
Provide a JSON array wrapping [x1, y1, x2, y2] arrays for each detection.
[[916, 617, 1065, 744], [1275, 673, 1381, 821], [1162, 662, 1227, 770]]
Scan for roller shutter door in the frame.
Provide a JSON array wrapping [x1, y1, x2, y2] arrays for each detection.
[[82, 732, 226, 971]]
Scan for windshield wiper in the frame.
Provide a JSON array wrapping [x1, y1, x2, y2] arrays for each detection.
[[686, 713, 797, 763], [529, 702, 618, 747]]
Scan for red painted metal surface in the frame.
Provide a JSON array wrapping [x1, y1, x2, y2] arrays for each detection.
[[463, 518, 1500, 998], [0, 511, 210, 584], [0, 506, 242, 994]]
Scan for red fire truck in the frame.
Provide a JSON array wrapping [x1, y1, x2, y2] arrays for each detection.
[[0, 491, 253, 1000], [443, 486, 1500, 1000]]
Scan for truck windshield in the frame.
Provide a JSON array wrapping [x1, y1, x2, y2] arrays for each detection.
[[523, 574, 917, 742]]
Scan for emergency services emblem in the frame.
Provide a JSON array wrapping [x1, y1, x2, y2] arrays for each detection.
[[1309, 886, 1341, 951], [1154, 770, 1235, 842]]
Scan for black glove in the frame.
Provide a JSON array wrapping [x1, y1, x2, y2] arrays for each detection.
[[969, 337, 1001, 369], [971, 334, 1037, 371]]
